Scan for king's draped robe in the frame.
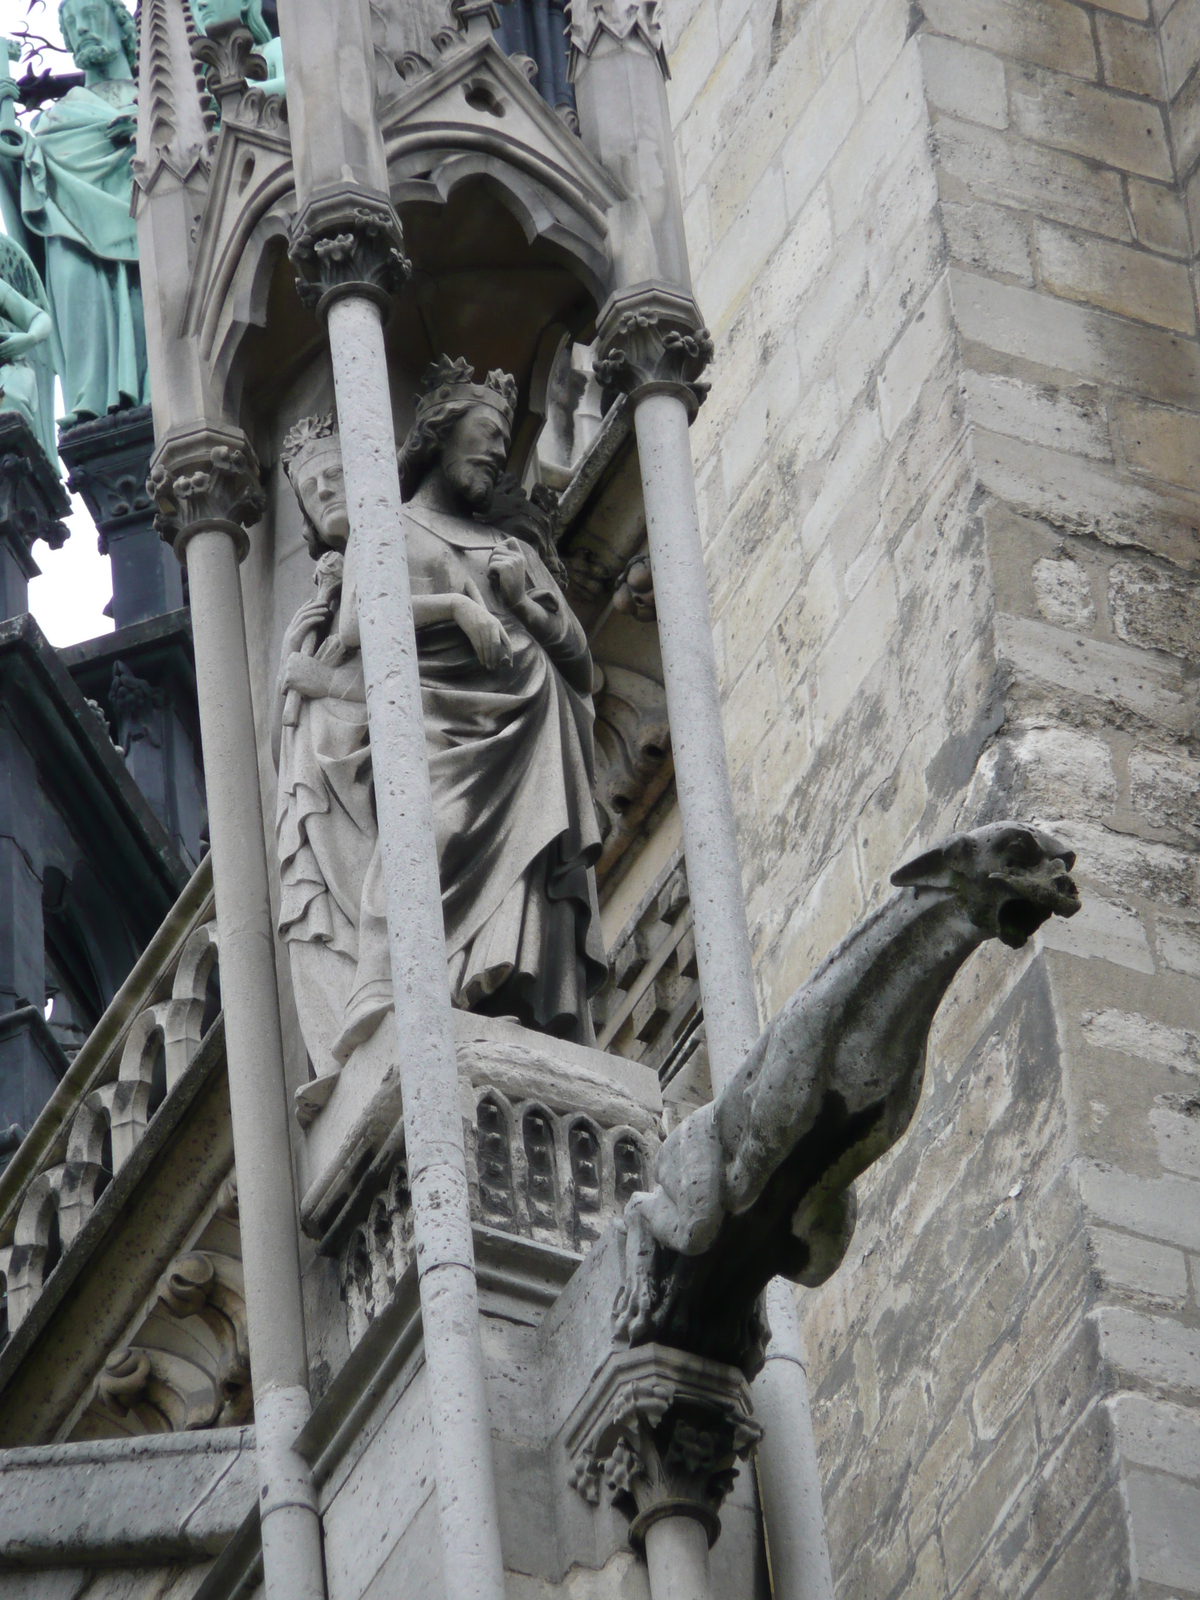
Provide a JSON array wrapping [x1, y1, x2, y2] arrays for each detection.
[[275, 501, 606, 1071]]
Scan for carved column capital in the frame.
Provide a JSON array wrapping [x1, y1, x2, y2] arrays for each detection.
[[191, 19, 268, 114], [566, 1345, 761, 1551], [147, 426, 266, 562], [593, 287, 713, 417], [567, 0, 668, 72], [288, 191, 412, 322]]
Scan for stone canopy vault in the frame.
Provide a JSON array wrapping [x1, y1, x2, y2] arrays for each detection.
[[1, 0, 1198, 1598]]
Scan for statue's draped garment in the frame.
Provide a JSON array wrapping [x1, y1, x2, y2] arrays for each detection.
[[0, 84, 146, 423], [276, 503, 606, 1069]]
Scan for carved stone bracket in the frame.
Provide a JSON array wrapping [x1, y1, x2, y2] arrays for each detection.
[[58, 406, 155, 553], [567, 0, 668, 73], [147, 426, 266, 562], [565, 1345, 761, 1551], [288, 192, 412, 321], [593, 288, 713, 416], [0, 412, 70, 570]]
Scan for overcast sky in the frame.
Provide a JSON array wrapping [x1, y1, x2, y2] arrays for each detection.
[[2, 0, 116, 647]]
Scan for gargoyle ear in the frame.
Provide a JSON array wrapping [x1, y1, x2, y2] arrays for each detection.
[[891, 837, 968, 888]]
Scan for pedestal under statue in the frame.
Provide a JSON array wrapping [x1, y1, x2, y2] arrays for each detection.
[[195, 0, 286, 95], [274, 361, 606, 1083], [0, 0, 146, 427]]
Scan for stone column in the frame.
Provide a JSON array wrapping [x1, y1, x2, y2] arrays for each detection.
[[283, 142, 507, 1600], [148, 430, 325, 1600], [594, 293, 835, 1600], [567, 1345, 762, 1600]]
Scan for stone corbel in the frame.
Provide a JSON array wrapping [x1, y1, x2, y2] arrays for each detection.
[[593, 286, 713, 417], [566, 1344, 761, 1554], [147, 425, 266, 563], [288, 192, 412, 322], [0, 412, 71, 566]]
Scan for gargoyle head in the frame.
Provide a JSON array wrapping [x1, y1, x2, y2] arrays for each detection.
[[891, 822, 1081, 948]]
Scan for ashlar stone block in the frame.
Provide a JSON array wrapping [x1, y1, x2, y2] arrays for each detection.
[[1010, 66, 1172, 181], [1114, 399, 1200, 494], [1091, 1224, 1190, 1303], [922, 0, 1098, 78], [1095, 10, 1167, 97], [920, 33, 1009, 128], [1035, 220, 1197, 334], [1032, 556, 1098, 627], [936, 117, 1132, 242]]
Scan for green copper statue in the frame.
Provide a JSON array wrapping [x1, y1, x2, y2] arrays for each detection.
[[0, 1, 147, 429], [195, 0, 285, 96], [0, 233, 56, 464]]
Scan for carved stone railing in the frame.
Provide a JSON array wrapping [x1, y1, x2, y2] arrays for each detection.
[[0, 857, 222, 1370], [337, 1040, 658, 1348]]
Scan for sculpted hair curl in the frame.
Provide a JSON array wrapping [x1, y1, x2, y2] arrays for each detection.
[[397, 400, 475, 501]]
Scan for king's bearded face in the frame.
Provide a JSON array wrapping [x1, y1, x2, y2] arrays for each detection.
[[294, 443, 351, 549], [440, 405, 510, 513], [62, 0, 124, 69]]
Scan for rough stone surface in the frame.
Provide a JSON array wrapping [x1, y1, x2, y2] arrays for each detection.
[[664, 0, 1200, 1587]]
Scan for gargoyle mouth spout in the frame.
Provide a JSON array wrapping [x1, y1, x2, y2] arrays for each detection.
[[990, 863, 1081, 948]]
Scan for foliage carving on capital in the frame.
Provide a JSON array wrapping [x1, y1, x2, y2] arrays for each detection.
[[191, 19, 268, 112], [288, 195, 412, 320], [566, 1348, 761, 1549], [148, 433, 266, 560], [567, 0, 667, 70], [593, 309, 713, 414]]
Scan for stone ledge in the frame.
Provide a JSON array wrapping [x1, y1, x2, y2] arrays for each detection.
[[0, 1427, 256, 1566]]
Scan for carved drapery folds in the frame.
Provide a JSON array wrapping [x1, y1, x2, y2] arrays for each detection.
[[593, 289, 713, 415], [148, 428, 266, 561], [288, 194, 412, 320], [566, 1346, 761, 1550]]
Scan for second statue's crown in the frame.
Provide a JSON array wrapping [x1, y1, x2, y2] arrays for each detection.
[[416, 356, 518, 427]]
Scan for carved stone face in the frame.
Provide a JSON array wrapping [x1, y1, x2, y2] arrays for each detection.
[[194, 0, 249, 28], [440, 404, 510, 512], [60, 0, 127, 71], [293, 443, 350, 550]]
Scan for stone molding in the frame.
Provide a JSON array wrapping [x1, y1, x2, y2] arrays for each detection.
[[565, 1343, 761, 1549], [593, 286, 713, 416], [0, 413, 70, 571], [148, 427, 266, 561], [288, 190, 412, 321], [567, 0, 667, 73]]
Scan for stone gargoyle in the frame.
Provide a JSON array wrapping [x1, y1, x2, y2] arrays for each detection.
[[613, 823, 1081, 1374]]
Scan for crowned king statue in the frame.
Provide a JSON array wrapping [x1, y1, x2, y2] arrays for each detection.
[[274, 359, 606, 1086]]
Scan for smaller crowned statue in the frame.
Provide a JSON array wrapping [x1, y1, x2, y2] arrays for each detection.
[[275, 360, 606, 1086], [0, 232, 56, 465]]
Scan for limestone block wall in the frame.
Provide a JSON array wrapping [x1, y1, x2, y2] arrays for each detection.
[[665, 0, 1200, 1592]]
